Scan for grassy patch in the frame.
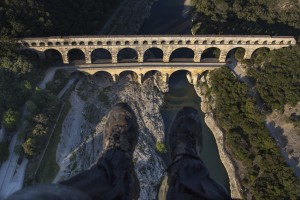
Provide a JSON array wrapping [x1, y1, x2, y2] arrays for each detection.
[[35, 100, 71, 183], [156, 141, 167, 154]]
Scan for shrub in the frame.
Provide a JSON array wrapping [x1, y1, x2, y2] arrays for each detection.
[[3, 109, 20, 132], [23, 138, 38, 157], [156, 141, 167, 154]]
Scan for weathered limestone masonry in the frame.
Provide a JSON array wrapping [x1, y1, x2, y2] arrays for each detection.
[[75, 64, 219, 85], [19, 35, 295, 86], [19, 35, 295, 63]]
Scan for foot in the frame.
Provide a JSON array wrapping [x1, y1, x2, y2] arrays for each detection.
[[103, 103, 139, 155], [169, 107, 202, 161]]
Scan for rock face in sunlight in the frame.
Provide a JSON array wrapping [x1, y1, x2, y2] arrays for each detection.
[[54, 73, 168, 200]]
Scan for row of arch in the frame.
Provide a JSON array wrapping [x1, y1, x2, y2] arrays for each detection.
[[73, 69, 205, 85], [23, 39, 293, 47], [40, 46, 270, 64]]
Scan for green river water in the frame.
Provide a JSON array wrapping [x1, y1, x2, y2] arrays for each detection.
[[140, 0, 230, 192]]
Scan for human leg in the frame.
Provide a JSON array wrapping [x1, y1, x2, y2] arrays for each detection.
[[158, 107, 231, 200], [61, 103, 140, 200], [7, 103, 140, 200]]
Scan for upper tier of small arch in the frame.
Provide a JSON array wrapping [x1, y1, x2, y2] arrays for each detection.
[[19, 35, 296, 48]]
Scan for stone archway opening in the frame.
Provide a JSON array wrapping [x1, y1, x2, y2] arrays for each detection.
[[225, 47, 246, 62], [144, 48, 163, 62], [201, 47, 221, 63], [117, 48, 138, 63], [170, 48, 194, 62], [68, 49, 86, 64], [143, 70, 162, 83], [94, 71, 114, 85], [251, 47, 270, 61], [169, 70, 193, 88], [91, 48, 112, 64], [118, 70, 139, 83], [45, 49, 63, 64]]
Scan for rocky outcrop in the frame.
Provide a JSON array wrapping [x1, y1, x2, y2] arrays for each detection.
[[194, 75, 242, 199], [54, 73, 168, 200], [266, 102, 300, 180]]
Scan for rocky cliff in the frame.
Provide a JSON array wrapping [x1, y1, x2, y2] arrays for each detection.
[[54, 73, 168, 200]]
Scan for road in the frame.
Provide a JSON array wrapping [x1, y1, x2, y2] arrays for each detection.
[[65, 61, 226, 69]]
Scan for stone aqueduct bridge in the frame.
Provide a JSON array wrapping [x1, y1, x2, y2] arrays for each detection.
[[19, 35, 295, 84]]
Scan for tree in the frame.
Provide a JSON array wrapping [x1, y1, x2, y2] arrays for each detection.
[[32, 124, 49, 137], [23, 138, 38, 157], [3, 109, 20, 132], [32, 114, 49, 126], [0, 55, 34, 76]]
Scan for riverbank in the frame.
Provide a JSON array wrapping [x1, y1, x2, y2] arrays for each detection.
[[194, 74, 242, 199]]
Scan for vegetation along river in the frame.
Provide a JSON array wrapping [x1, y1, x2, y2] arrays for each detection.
[[139, 0, 230, 192]]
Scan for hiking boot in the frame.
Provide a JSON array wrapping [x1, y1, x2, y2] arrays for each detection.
[[169, 107, 202, 161], [103, 103, 139, 155]]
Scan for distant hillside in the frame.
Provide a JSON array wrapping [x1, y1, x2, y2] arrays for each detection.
[[191, 0, 300, 37], [0, 0, 122, 37]]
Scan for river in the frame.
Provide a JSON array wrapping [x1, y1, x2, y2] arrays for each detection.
[[139, 0, 230, 192]]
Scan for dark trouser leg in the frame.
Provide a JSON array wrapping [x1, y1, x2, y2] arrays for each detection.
[[61, 149, 140, 200], [159, 156, 231, 200]]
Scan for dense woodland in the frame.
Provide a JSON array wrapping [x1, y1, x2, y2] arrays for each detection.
[[247, 46, 300, 112], [0, 0, 121, 163], [191, 0, 300, 198], [0, 0, 121, 37], [191, 0, 300, 37], [210, 66, 300, 199], [218, 51, 300, 196]]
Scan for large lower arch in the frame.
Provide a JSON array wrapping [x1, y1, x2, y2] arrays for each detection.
[[226, 47, 246, 62], [170, 48, 194, 62], [168, 70, 195, 88], [94, 71, 114, 83], [201, 47, 221, 63], [251, 47, 270, 60], [91, 48, 112, 64], [144, 48, 163, 62], [45, 49, 63, 64], [68, 49, 86, 64], [143, 70, 162, 83], [117, 48, 138, 63], [118, 70, 139, 83]]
